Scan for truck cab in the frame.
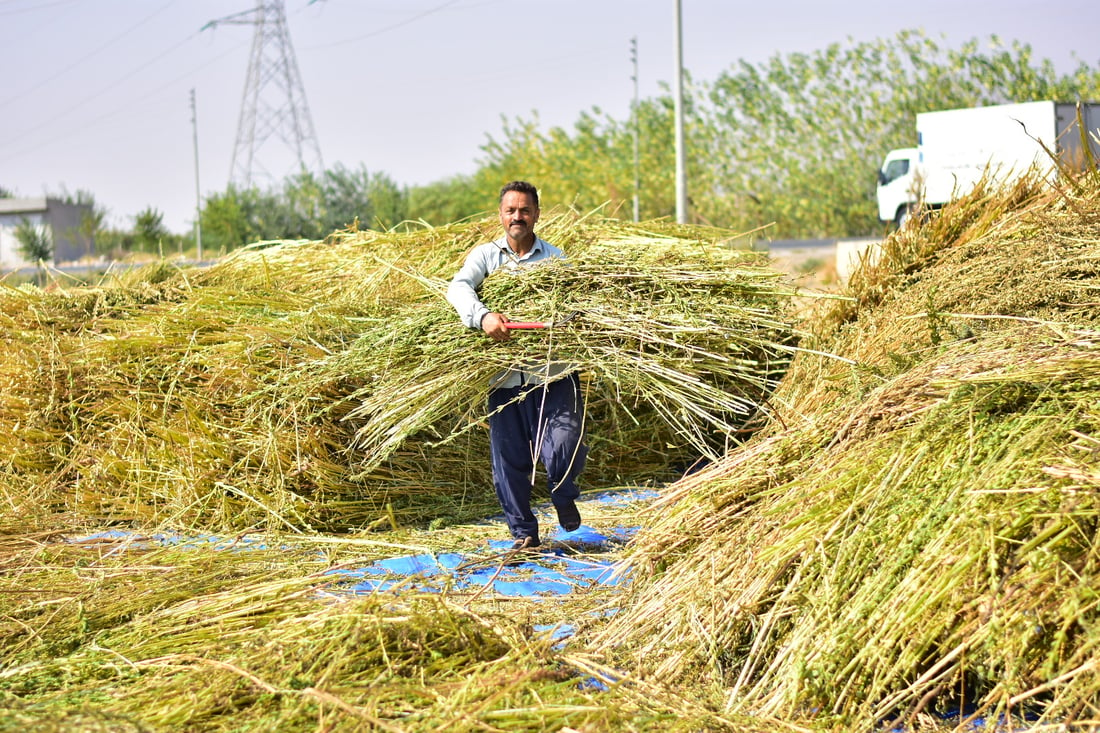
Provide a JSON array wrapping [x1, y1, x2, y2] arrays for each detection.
[[875, 101, 1100, 230], [876, 147, 917, 227]]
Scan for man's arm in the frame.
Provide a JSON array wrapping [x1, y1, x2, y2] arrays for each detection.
[[447, 246, 492, 329], [446, 245, 512, 340]]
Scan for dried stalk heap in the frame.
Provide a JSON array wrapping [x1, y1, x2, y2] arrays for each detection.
[[597, 172, 1100, 728], [5, 173, 1100, 730], [0, 213, 795, 535]]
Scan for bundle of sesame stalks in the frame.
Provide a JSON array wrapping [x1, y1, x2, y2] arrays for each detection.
[[594, 171, 1100, 728], [321, 251, 798, 474], [0, 212, 799, 535]]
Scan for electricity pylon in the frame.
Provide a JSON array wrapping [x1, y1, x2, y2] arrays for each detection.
[[205, 1, 323, 188]]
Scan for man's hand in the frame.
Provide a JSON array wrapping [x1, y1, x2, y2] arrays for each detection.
[[481, 312, 512, 342]]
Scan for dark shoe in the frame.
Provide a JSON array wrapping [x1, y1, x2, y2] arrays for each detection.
[[503, 536, 542, 565], [511, 536, 540, 551], [555, 500, 582, 532]]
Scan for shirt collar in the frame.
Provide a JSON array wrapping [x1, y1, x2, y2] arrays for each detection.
[[497, 235, 543, 262]]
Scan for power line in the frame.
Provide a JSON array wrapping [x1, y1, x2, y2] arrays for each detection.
[[0, 1, 178, 109], [0, 31, 211, 163], [0, 0, 81, 18], [0, 36, 241, 166], [300, 0, 462, 51]]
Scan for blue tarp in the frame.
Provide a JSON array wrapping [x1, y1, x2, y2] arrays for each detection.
[[320, 489, 659, 598], [66, 488, 654, 600], [66, 529, 273, 555], [325, 521, 634, 597]]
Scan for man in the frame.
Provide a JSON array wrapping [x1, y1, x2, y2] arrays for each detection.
[[446, 180, 587, 550]]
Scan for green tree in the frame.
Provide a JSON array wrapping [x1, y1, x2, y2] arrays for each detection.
[[361, 170, 407, 230], [406, 174, 490, 225], [199, 186, 273, 253], [473, 96, 692, 221], [78, 206, 106, 259], [702, 30, 1100, 237], [466, 30, 1100, 238], [93, 227, 134, 258], [314, 165, 407, 232], [197, 166, 412, 251], [280, 170, 326, 239], [50, 187, 107, 258], [133, 207, 171, 254], [14, 217, 52, 283]]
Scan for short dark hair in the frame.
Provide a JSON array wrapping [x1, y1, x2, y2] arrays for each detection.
[[499, 180, 539, 208]]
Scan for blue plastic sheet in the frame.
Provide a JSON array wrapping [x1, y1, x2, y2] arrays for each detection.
[[325, 521, 634, 598], [67, 529, 272, 555], [62, 488, 649, 696], [322, 488, 656, 599], [68, 488, 656, 600]]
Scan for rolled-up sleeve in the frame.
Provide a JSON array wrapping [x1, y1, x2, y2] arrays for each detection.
[[447, 246, 493, 329]]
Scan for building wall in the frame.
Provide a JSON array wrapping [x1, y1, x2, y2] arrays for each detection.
[[0, 197, 94, 269], [0, 212, 37, 269], [0, 202, 43, 269], [43, 199, 92, 263]]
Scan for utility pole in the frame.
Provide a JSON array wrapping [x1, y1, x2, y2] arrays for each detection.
[[631, 36, 640, 223], [190, 88, 203, 261], [204, 0, 323, 188], [673, 0, 687, 223]]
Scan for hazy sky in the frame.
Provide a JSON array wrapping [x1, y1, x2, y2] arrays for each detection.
[[1, 0, 1097, 233]]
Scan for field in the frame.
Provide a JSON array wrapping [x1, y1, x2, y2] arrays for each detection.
[[3, 173, 1100, 731]]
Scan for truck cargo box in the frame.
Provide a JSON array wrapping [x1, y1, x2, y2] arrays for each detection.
[[876, 101, 1100, 227]]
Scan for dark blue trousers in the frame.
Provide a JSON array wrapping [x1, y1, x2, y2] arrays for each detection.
[[488, 374, 587, 541]]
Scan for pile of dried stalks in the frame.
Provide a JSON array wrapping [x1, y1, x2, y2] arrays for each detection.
[[0, 528, 735, 732], [0, 211, 803, 731], [20, 168, 1100, 730], [0, 213, 795, 535], [597, 171, 1100, 728]]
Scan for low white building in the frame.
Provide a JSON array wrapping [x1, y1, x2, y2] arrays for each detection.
[[0, 197, 93, 270]]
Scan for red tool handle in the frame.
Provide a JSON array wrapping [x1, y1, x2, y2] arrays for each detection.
[[503, 322, 549, 329]]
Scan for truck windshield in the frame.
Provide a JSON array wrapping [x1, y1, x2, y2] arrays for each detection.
[[881, 158, 910, 185]]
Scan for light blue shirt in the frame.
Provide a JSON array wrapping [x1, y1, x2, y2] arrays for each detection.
[[446, 235, 569, 389], [446, 235, 564, 328]]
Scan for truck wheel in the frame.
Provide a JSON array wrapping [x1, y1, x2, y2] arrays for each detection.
[[895, 206, 911, 229]]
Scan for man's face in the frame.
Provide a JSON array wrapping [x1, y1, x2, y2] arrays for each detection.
[[499, 190, 539, 242]]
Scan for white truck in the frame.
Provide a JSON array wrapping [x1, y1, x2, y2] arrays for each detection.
[[876, 101, 1100, 227]]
